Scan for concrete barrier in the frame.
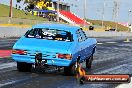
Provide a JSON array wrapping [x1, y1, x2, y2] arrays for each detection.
[[85, 31, 132, 37], [0, 27, 28, 38], [0, 27, 132, 38]]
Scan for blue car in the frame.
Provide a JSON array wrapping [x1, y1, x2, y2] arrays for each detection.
[[12, 23, 97, 75]]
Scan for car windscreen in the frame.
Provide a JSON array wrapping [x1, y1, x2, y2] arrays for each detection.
[[25, 28, 73, 42]]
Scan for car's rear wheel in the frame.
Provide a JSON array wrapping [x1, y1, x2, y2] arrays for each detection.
[[86, 55, 93, 69], [17, 62, 32, 72], [64, 63, 77, 76]]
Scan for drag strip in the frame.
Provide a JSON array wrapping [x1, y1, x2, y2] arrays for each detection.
[[0, 37, 132, 88], [0, 37, 19, 50], [0, 62, 16, 70]]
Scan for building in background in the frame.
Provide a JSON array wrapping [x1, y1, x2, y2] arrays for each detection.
[[30, 0, 89, 26]]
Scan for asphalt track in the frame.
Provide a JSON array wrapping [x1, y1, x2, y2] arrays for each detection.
[[0, 37, 132, 88]]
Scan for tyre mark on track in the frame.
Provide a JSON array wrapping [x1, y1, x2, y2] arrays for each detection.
[[88, 42, 132, 74], [0, 62, 16, 70], [93, 54, 132, 72], [0, 74, 39, 88], [0, 81, 16, 87]]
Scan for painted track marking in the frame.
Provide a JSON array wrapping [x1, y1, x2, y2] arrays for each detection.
[[0, 50, 12, 58], [105, 42, 117, 44]]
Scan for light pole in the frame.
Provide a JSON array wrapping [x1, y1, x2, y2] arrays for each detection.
[[125, 9, 131, 42], [9, 0, 13, 23], [9, 0, 13, 18], [114, 0, 120, 31], [128, 10, 131, 32], [83, 0, 86, 29], [102, 0, 106, 28], [84, 0, 86, 20], [57, 0, 60, 22]]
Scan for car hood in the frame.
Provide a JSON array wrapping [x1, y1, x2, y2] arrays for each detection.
[[13, 37, 74, 53]]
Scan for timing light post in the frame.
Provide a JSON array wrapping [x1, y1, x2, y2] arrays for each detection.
[[9, 0, 13, 18], [8, 0, 13, 23], [124, 10, 131, 42], [83, 0, 86, 29], [57, 0, 60, 22], [128, 10, 131, 32], [102, 0, 106, 28]]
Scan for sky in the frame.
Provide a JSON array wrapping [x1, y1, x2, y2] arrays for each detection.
[[0, 0, 132, 22]]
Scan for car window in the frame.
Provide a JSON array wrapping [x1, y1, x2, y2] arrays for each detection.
[[76, 29, 87, 42], [80, 29, 88, 41], [25, 28, 73, 42], [76, 30, 83, 42]]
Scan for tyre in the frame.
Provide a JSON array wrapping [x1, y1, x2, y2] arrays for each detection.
[[79, 76, 86, 84], [17, 62, 32, 72], [86, 55, 93, 69], [64, 63, 77, 76]]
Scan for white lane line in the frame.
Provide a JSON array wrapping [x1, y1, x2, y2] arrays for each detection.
[[97, 43, 103, 45], [0, 42, 13, 44], [0, 81, 16, 87], [7, 39, 18, 41], [116, 77, 132, 88], [105, 42, 117, 44], [0, 62, 16, 70], [0, 56, 11, 58], [124, 41, 131, 43], [94, 64, 126, 74], [97, 42, 118, 45], [0, 74, 38, 87], [0, 45, 12, 47], [0, 78, 30, 87]]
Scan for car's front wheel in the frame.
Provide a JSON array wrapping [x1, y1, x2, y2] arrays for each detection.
[[86, 55, 93, 69], [17, 62, 32, 72]]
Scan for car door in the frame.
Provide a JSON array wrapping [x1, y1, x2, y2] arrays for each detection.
[[76, 29, 88, 61], [80, 30, 92, 58]]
